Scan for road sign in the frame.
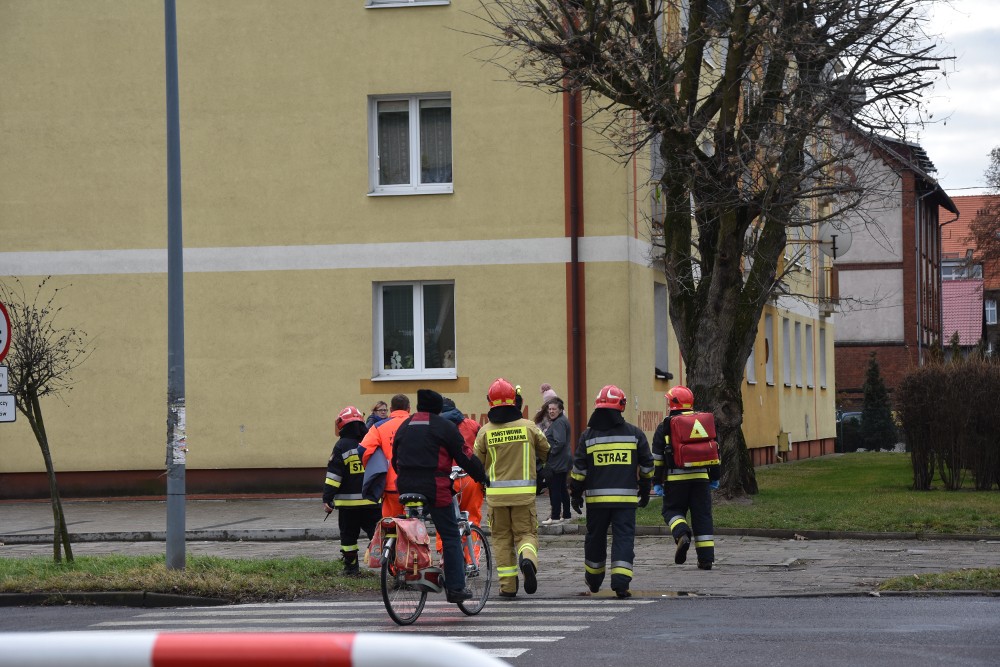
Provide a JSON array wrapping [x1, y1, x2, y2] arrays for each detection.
[[0, 365, 7, 393], [0, 393, 15, 423], [0, 301, 10, 363]]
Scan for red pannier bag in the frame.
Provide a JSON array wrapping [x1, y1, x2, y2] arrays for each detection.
[[363, 519, 387, 569], [669, 412, 721, 468], [392, 517, 432, 578]]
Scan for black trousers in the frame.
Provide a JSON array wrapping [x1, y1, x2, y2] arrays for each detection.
[[584, 505, 636, 593], [661, 480, 715, 563], [338, 504, 381, 558], [548, 471, 571, 520]]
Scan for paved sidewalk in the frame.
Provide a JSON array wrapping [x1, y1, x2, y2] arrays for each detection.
[[3, 497, 1000, 599]]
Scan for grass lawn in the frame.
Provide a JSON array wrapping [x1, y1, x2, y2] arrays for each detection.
[[636, 452, 1000, 535], [0, 555, 377, 603]]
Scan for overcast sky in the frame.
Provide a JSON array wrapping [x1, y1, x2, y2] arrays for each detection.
[[918, 0, 1000, 195]]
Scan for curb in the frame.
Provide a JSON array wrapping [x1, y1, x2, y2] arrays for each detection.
[[0, 591, 228, 607]]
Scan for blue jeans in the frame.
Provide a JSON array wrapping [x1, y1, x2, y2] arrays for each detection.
[[429, 503, 465, 592]]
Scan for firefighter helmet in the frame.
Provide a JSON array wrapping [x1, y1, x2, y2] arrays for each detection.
[[487, 378, 517, 407], [335, 406, 364, 433], [666, 386, 694, 411], [594, 384, 627, 411]]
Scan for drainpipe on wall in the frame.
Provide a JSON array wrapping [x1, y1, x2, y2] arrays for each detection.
[[566, 90, 586, 441]]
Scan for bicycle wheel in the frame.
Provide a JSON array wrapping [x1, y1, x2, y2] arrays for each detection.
[[381, 546, 427, 626], [458, 524, 493, 616]]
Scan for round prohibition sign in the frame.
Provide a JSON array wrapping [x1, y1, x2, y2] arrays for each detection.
[[0, 301, 10, 364]]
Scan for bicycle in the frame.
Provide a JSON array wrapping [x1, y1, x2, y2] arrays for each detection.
[[378, 468, 493, 626]]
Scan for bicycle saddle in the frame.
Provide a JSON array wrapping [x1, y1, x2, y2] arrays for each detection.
[[399, 493, 428, 506]]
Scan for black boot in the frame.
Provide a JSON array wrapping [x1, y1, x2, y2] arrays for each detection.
[[674, 534, 691, 565], [342, 549, 360, 576]]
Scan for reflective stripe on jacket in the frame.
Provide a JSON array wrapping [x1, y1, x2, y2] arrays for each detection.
[[571, 423, 653, 508]]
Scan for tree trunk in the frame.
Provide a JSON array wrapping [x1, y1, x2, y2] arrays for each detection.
[[25, 390, 73, 562]]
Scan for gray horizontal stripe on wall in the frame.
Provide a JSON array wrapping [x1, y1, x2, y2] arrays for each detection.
[[1, 236, 653, 276]]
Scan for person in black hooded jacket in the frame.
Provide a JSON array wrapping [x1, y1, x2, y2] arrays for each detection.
[[569, 385, 654, 598], [392, 388, 487, 603]]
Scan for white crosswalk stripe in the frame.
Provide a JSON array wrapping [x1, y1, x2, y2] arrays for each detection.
[[88, 598, 652, 661]]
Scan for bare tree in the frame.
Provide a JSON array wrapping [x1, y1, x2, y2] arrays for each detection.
[[471, 0, 949, 495], [967, 146, 1000, 265], [1, 278, 91, 562]]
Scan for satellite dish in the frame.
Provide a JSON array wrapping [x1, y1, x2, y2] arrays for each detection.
[[818, 221, 853, 260]]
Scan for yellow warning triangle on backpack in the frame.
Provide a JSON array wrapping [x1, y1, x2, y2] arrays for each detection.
[[689, 419, 710, 440]]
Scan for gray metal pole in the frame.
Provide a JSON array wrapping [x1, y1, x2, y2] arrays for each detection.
[[164, 0, 186, 571]]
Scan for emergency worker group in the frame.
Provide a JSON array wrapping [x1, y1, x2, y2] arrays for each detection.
[[322, 379, 719, 601]]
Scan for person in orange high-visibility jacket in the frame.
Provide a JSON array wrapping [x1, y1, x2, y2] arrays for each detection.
[[473, 379, 549, 598], [360, 393, 410, 519]]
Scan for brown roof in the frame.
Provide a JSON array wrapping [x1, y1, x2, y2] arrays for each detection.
[[941, 195, 1000, 289]]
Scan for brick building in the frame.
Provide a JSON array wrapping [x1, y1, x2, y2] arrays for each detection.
[[833, 136, 958, 410]]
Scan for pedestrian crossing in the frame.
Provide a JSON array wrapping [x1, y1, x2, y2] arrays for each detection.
[[89, 599, 651, 661]]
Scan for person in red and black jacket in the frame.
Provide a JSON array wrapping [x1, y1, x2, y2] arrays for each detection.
[[392, 388, 487, 603]]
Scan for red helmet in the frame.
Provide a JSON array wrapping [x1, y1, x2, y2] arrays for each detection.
[[335, 406, 364, 433], [594, 384, 627, 411], [487, 378, 517, 407], [666, 386, 694, 411]]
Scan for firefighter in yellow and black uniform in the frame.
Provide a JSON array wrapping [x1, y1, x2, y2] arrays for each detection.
[[569, 385, 654, 598], [323, 406, 381, 575], [474, 378, 550, 598], [651, 386, 719, 570]]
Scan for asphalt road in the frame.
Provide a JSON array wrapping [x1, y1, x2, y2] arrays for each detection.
[[3, 596, 999, 666]]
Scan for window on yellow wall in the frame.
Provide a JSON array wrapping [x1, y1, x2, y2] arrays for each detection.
[[764, 314, 774, 386], [819, 326, 828, 388], [366, 1, 450, 7], [782, 318, 791, 387], [369, 94, 452, 195], [806, 324, 814, 388], [374, 281, 456, 379], [745, 341, 757, 384], [654, 282, 671, 379], [794, 321, 803, 388]]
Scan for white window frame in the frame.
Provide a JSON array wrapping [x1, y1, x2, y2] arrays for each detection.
[[368, 93, 453, 196], [366, 0, 450, 8], [819, 327, 828, 388], [373, 280, 457, 380], [765, 314, 775, 386], [782, 317, 792, 387], [987, 299, 998, 326], [745, 339, 757, 384], [654, 282, 670, 378], [794, 321, 803, 387], [805, 323, 814, 388]]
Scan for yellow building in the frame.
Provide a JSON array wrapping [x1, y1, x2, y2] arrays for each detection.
[[0, 1, 834, 498]]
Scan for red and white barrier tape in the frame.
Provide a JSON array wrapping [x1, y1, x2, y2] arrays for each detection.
[[0, 632, 511, 667]]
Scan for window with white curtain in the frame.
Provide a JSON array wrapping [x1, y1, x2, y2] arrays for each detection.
[[987, 299, 998, 325], [374, 281, 456, 378], [369, 94, 452, 195]]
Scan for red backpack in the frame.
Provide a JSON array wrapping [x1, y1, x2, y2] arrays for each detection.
[[363, 517, 432, 575], [669, 412, 721, 468]]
